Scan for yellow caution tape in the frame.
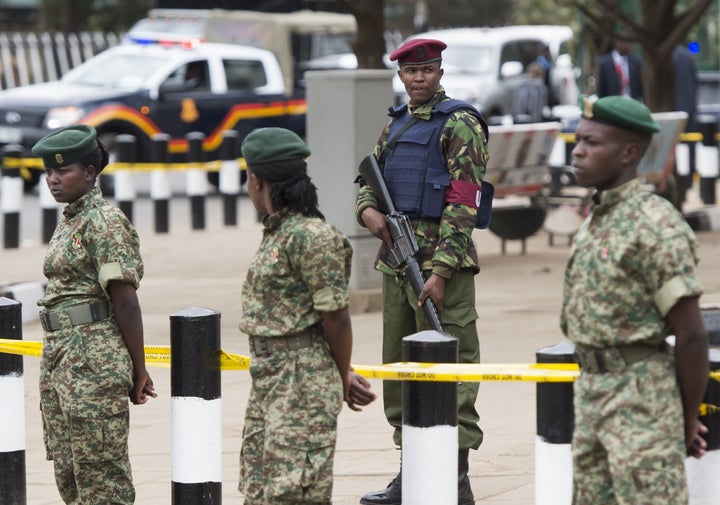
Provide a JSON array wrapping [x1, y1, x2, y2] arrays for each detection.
[[1, 157, 248, 176], [699, 403, 720, 416], [2, 339, 720, 385], [354, 362, 579, 383], [0, 339, 43, 358]]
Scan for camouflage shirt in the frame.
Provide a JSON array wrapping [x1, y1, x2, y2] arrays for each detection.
[[561, 178, 702, 347], [355, 87, 489, 278], [39, 187, 143, 310], [239, 209, 352, 337]]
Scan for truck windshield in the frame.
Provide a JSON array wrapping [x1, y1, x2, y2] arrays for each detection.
[[62, 53, 168, 91]]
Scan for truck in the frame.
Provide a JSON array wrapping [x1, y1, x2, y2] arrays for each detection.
[[126, 8, 358, 94], [0, 8, 357, 189]]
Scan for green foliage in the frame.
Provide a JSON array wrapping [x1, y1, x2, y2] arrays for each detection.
[[38, 0, 152, 32]]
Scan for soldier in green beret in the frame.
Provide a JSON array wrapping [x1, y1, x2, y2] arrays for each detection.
[[562, 95, 709, 504], [355, 38, 487, 505], [32, 124, 156, 504], [237, 127, 375, 504]]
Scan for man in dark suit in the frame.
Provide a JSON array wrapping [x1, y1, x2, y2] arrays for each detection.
[[596, 39, 644, 101]]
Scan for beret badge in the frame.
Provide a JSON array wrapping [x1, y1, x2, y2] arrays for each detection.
[[582, 96, 595, 119], [55, 153, 64, 164]]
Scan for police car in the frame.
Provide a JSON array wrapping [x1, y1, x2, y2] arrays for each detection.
[[0, 38, 306, 188]]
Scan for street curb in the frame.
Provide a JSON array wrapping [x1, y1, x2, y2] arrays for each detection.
[[0, 281, 45, 324]]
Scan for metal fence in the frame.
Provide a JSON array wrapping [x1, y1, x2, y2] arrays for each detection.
[[0, 31, 120, 90]]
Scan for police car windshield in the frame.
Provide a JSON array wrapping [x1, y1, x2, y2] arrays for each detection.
[[62, 53, 168, 91], [441, 46, 493, 75]]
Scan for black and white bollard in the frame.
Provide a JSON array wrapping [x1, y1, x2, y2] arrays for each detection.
[[686, 344, 720, 504], [186, 132, 207, 230], [38, 173, 59, 244], [697, 115, 718, 205], [1, 144, 23, 249], [170, 307, 222, 505], [0, 297, 26, 505], [150, 133, 171, 234], [402, 330, 458, 505], [219, 130, 240, 226], [114, 134, 137, 222], [535, 342, 574, 505]]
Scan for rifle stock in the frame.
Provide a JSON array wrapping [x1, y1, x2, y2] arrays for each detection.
[[358, 154, 443, 333]]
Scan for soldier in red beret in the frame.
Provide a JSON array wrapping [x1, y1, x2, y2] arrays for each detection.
[[356, 37, 489, 505]]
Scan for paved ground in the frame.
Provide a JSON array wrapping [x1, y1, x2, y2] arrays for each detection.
[[3, 189, 720, 504]]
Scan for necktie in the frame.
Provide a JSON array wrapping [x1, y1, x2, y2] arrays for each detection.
[[615, 60, 629, 96]]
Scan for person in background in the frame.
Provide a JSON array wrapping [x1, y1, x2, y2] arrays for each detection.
[[512, 61, 549, 123], [237, 127, 375, 504], [596, 37, 644, 101], [32, 124, 156, 504], [535, 42, 557, 107], [356, 38, 487, 505], [563, 95, 709, 504]]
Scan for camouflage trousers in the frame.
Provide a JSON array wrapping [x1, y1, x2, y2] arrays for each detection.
[[572, 352, 688, 505], [382, 270, 483, 450], [40, 316, 134, 505], [239, 337, 343, 505]]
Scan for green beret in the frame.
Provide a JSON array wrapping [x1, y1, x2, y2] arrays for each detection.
[[32, 125, 98, 168], [241, 127, 310, 167], [579, 95, 659, 134]]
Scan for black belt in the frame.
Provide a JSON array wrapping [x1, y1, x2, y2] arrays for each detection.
[[249, 324, 323, 358], [39, 301, 110, 333], [575, 342, 667, 374]]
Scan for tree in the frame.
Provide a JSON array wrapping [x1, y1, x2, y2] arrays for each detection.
[[562, 0, 714, 111], [338, 0, 386, 68]]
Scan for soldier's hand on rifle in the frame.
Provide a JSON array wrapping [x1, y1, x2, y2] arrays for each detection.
[[361, 207, 393, 250], [419, 273, 445, 316]]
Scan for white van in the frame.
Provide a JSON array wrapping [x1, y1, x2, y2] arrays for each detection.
[[392, 25, 580, 120]]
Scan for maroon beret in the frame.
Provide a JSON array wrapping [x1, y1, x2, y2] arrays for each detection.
[[389, 38, 447, 65]]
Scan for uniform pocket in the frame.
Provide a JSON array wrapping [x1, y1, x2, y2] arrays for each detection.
[[70, 398, 129, 463], [265, 426, 336, 501], [441, 303, 478, 328]]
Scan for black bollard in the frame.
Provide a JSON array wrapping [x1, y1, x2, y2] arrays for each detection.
[[170, 307, 222, 505], [2, 144, 23, 249], [0, 297, 26, 505], [186, 132, 206, 230], [219, 130, 239, 226]]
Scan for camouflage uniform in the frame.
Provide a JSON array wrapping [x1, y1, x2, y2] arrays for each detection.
[[38, 187, 142, 504], [238, 209, 351, 504], [355, 87, 487, 450], [561, 179, 702, 505]]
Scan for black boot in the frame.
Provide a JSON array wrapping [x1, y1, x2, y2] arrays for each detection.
[[359, 471, 401, 505], [458, 448, 475, 505]]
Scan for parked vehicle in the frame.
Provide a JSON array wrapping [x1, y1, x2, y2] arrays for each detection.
[[126, 8, 358, 92], [392, 25, 580, 120], [0, 39, 305, 189]]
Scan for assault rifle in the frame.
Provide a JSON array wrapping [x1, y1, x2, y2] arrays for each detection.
[[358, 153, 443, 333]]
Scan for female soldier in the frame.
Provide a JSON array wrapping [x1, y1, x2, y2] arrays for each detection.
[[32, 124, 156, 504], [238, 127, 375, 503]]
